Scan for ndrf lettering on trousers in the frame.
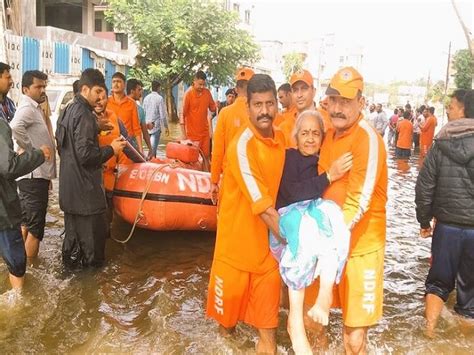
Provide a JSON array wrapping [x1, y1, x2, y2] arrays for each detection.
[[214, 275, 224, 315], [362, 269, 376, 314]]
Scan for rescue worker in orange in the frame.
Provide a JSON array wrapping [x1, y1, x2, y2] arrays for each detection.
[[210, 67, 254, 204], [181, 70, 217, 159], [107, 72, 143, 153], [95, 88, 144, 223], [395, 110, 414, 159], [274, 83, 296, 126], [419, 106, 437, 157], [279, 69, 332, 148], [127, 78, 153, 159], [206, 74, 286, 354], [308, 67, 388, 354], [318, 96, 332, 132]]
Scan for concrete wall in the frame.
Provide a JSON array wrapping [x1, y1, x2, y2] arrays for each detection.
[[0, 4, 6, 62], [32, 26, 122, 53]]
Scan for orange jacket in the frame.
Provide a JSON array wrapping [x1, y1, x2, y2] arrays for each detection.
[[183, 87, 216, 139], [210, 96, 248, 184], [318, 106, 333, 132], [420, 115, 437, 150], [97, 110, 131, 191], [273, 112, 285, 127], [107, 95, 141, 139], [278, 110, 298, 148], [318, 115, 388, 256], [396, 119, 413, 149], [274, 105, 297, 127], [213, 124, 286, 273]]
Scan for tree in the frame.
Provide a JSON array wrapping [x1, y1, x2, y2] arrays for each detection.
[[427, 80, 446, 104], [282, 52, 306, 81], [106, 0, 260, 121], [451, 49, 473, 89]]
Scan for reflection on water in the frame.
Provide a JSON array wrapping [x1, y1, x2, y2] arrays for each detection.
[[1, 130, 473, 353]]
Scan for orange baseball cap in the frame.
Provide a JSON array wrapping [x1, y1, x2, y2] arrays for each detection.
[[235, 67, 255, 81], [290, 69, 314, 87], [326, 67, 364, 99]]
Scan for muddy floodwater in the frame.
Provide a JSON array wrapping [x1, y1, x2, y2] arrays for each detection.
[[1, 124, 473, 353]]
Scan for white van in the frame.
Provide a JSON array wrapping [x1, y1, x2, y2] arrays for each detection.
[[46, 87, 74, 133]]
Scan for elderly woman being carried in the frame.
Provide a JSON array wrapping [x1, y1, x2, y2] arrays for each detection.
[[270, 110, 353, 353]]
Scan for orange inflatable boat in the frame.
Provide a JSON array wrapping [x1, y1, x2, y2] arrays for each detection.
[[113, 142, 216, 231]]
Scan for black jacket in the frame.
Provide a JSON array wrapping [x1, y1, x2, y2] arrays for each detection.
[[0, 119, 44, 229], [415, 118, 474, 228], [56, 95, 114, 215], [276, 149, 329, 210]]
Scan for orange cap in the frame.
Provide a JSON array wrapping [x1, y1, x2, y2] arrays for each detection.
[[290, 69, 314, 87], [326, 67, 364, 99], [235, 67, 255, 81]]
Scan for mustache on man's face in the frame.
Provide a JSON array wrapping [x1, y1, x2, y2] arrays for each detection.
[[330, 112, 347, 119], [257, 114, 272, 121]]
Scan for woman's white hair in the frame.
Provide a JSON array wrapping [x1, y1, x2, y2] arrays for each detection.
[[292, 110, 325, 143]]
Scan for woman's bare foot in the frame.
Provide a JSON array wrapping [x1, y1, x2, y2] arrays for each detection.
[[287, 319, 313, 354], [307, 293, 332, 326], [307, 306, 329, 326]]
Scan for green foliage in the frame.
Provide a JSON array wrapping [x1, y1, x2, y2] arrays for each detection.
[[282, 52, 306, 81], [452, 49, 473, 89], [427, 80, 447, 104], [105, 0, 260, 88]]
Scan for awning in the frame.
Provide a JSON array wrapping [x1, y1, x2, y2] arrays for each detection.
[[82, 46, 135, 66]]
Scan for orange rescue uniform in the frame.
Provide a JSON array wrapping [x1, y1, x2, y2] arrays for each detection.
[[97, 110, 131, 192], [396, 119, 413, 149], [318, 106, 333, 132], [210, 96, 249, 184], [107, 95, 142, 145], [183, 87, 216, 158], [278, 109, 298, 148], [206, 124, 286, 329], [420, 115, 437, 155], [274, 104, 297, 127], [307, 115, 388, 327]]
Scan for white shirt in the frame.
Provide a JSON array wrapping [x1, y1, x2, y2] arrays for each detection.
[[10, 95, 56, 180], [143, 91, 168, 134]]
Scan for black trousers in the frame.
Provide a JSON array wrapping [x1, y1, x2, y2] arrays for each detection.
[[17, 178, 50, 241], [426, 222, 474, 318], [413, 132, 420, 149], [62, 212, 108, 268]]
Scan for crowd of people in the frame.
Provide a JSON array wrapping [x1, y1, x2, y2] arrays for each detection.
[[1, 59, 473, 354]]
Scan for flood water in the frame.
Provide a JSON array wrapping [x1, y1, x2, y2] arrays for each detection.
[[1, 123, 473, 353]]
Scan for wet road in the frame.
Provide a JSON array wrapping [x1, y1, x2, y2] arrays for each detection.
[[1, 126, 473, 353]]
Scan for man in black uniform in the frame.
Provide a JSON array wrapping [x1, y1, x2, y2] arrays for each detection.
[[56, 69, 126, 268]]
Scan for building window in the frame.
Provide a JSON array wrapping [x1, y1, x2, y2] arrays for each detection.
[[95, 19, 102, 32], [233, 3, 239, 12], [116, 33, 128, 50], [244, 10, 250, 24], [106, 21, 114, 32]]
